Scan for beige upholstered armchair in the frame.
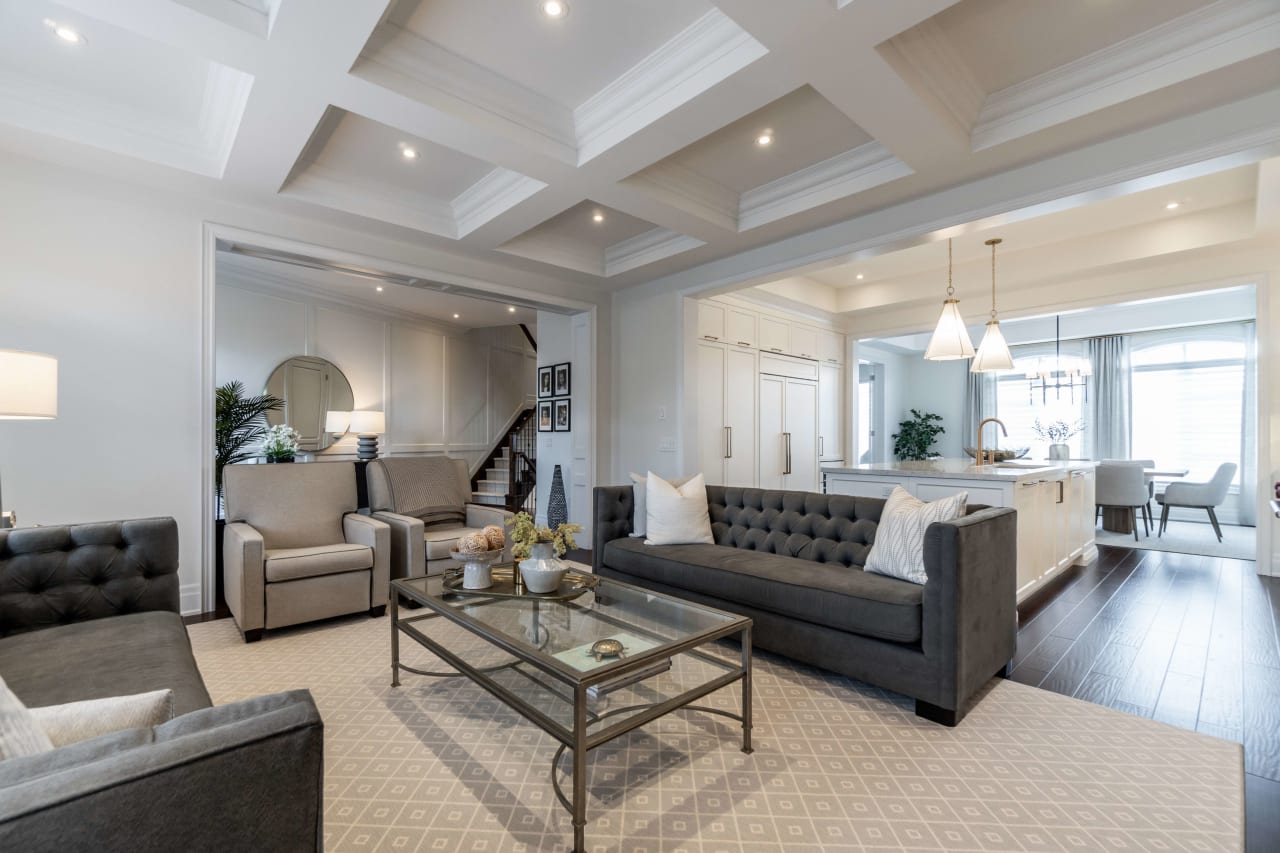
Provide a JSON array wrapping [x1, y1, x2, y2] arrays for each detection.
[[223, 461, 390, 642], [367, 456, 513, 579]]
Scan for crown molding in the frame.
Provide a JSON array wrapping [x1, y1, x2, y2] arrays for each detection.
[[197, 62, 255, 179], [573, 9, 768, 165], [738, 142, 913, 232], [498, 233, 605, 277], [973, 0, 1280, 151], [283, 161, 459, 238], [452, 168, 547, 238], [604, 227, 704, 277], [356, 25, 577, 160], [622, 160, 739, 232]]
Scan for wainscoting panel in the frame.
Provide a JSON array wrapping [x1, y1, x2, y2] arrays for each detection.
[[390, 324, 446, 449]]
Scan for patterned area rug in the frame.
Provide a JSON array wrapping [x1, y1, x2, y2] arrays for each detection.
[[1094, 519, 1255, 561], [187, 612, 1243, 852]]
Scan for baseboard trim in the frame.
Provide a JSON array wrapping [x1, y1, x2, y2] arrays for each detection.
[[181, 583, 203, 617], [1017, 563, 1085, 626]]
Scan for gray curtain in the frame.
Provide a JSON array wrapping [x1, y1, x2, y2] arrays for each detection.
[[961, 361, 998, 449], [1086, 335, 1131, 460]]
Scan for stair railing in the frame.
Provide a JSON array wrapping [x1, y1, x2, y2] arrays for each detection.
[[507, 415, 537, 515]]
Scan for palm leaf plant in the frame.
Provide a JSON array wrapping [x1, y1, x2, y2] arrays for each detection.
[[215, 380, 283, 510]]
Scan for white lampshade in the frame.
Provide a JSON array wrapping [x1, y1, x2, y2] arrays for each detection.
[[325, 410, 351, 434], [924, 300, 975, 360], [0, 350, 58, 419], [348, 410, 385, 435], [971, 320, 1014, 372]]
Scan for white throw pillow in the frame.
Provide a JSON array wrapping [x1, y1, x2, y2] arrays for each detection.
[[0, 676, 54, 760], [644, 472, 714, 546], [31, 689, 175, 748], [864, 486, 967, 585], [628, 472, 690, 538]]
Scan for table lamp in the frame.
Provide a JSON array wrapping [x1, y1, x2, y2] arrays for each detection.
[[325, 410, 351, 437], [348, 410, 385, 460], [0, 350, 58, 529]]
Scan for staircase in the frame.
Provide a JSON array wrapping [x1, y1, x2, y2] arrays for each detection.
[[470, 408, 537, 514]]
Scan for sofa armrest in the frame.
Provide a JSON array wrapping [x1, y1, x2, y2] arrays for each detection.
[[591, 487, 635, 573], [0, 518, 179, 638], [0, 690, 323, 852], [344, 513, 390, 604], [223, 522, 265, 634], [921, 506, 1018, 712], [371, 511, 425, 582], [464, 503, 512, 529]]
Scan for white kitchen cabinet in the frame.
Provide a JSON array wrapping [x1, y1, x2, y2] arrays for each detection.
[[726, 309, 757, 349], [758, 316, 789, 355], [826, 475, 903, 499], [760, 374, 817, 491], [790, 324, 818, 360], [697, 341, 758, 487], [697, 301, 725, 342], [818, 362, 843, 462], [819, 329, 844, 365]]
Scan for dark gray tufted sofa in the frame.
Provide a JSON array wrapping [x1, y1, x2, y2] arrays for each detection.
[[594, 485, 1017, 726], [0, 517, 324, 852]]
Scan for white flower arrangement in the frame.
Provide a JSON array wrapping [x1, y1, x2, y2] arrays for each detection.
[[262, 424, 301, 460]]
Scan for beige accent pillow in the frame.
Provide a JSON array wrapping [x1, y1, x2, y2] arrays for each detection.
[[628, 472, 691, 537], [0, 676, 53, 760], [31, 689, 175, 748], [644, 472, 714, 546], [864, 486, 967, 585]]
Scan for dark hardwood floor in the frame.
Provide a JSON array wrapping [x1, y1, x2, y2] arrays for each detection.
[[1010, 544, 1279, 852]]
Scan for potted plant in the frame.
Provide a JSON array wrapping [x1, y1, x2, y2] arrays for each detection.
[[262, 424, 301, 463], [506, 512, 582, 593], [1032, 418, 1084, 460], [892, 409, 946, 461]]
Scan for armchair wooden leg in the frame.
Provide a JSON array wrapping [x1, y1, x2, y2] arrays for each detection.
[[369, 604, 387, 618], [1158, 505, 1169, 537], [915, 699, 961, 727], [1206, 507, 1224, 543], [242, 628, 263, 643]]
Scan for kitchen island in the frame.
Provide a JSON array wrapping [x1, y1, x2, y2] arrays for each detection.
[[823, 459, 1097, 602]]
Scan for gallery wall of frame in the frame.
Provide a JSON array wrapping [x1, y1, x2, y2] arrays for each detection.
[[538, 362, 572, 432]]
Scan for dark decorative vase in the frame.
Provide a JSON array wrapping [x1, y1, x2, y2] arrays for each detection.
[[547, 465, 568, 530]]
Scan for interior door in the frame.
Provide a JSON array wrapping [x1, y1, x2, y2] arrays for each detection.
[[724, 346, 757, 486], [758, 374, 786, 490], [696, 342, 726, 485], [785, 378, 819, 492], [858, 361, 883, 463], [285, 361, 324, 450]]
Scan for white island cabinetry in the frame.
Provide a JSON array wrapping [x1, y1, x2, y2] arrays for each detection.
[[822, 460, 1097, 602]]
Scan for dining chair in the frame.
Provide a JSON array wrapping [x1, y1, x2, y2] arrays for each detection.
[[1156, 462, 1238, 542], [1095, 461, 1149, 541]]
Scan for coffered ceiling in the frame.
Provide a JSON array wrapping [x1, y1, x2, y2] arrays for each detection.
[[2, 0, 1279, 293]]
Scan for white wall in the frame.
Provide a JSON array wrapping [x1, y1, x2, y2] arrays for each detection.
[[903, 359, 967, 458], [215, 278, 535, 472], [0, 153, 605, 615], [535, 310, 595, 545], [612, 289, 685, 481]]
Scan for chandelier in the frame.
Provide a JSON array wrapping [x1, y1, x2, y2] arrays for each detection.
[[1027, 315, 1091, 403]]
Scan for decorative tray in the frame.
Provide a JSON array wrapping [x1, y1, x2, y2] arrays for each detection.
[[441, 565, 599, 601]]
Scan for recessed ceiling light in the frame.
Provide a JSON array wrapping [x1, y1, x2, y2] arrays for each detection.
[[508, 306, 517, 313], [453, 313, 460, 319], [43, 19, 85, 45], [1165, 201, 1180, 210], [856, 273, 864, 280], [376, 286, 384, 292], [541, 0, 568, 19], [592, 211, 605, 223], [756, 131, 773, 147], [401, 147, 418, 160]]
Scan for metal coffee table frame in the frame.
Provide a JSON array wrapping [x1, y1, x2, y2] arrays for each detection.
[[390, 576, 753, 853]]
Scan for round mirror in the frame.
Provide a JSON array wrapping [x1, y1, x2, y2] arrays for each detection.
[[264, 356, 355, 452]]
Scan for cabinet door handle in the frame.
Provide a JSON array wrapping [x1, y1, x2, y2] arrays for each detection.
[[819, 435, 824, 456], [784, 432, 792, 475], [738, 341, 752, 347], [724, 426, 731, 459], [770, 347, 783, 353], [703, 335, 719, 341], [1057, 480, 1065, 504]]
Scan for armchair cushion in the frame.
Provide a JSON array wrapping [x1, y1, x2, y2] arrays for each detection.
[[423, 526, 485, 560], [223, 462, 357, 549], [263, 544, 372, 583]]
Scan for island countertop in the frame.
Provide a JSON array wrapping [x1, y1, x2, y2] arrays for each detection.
[[820, 458, 1096, 482]]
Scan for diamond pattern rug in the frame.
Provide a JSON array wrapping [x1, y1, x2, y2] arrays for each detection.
[[187, 611, 1243, 852]]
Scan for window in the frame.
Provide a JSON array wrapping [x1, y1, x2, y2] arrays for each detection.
[[994, 342, 1088, 459]]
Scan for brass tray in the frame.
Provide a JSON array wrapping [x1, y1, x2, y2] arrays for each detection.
[[441, 565, 599, 601]]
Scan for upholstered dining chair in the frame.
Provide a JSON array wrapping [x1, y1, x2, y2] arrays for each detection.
[[223, 461, 389, 642], [1095, 461, 1149, 541], [1157, 462, 1238, 542], [1104, 458, 1156, 529]]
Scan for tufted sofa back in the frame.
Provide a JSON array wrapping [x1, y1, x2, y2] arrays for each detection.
[[706, 486, 884, 569], [0, 517, 180, 637]]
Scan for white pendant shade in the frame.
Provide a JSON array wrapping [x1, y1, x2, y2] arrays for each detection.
[[924, 299, 975, 360], [348, 410, 385, 434], [0, 350, 58, 419], [971, 320, 1014, 372]]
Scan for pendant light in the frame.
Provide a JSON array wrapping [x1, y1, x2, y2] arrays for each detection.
[[923, 239, 975, 360], [971, 237, 1013, 372]]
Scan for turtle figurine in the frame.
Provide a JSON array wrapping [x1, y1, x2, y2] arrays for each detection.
[[588, 638, 625, 661]]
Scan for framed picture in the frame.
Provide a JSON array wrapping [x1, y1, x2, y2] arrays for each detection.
[[553, 362, 571, 397], [553, 398, 571, 432], [537, 401, 553, 432], [538, 365, 554, 399]]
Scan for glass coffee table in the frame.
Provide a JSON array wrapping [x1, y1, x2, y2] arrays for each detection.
[[390, 567, 753, 853]]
